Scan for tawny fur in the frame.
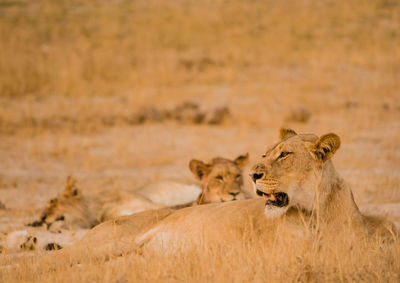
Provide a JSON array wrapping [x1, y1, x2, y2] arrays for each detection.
[[32, 153, 249, 231], [56, 128, 397, 261], [12, 154, 249, 252]]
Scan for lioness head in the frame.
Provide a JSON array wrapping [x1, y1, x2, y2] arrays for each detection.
[[250, 128, 340, 219], [29, 176, 96, 230], [189, 154, 249, 204]]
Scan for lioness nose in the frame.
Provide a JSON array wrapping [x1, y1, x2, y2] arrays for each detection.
[[251, 172, 264, 182], [250, 163, 266, 182], [229, 192, 240, 197]]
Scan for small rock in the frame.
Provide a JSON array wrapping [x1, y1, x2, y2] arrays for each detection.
[[285, 107, 311, 123], [207, 107, 231, 125], [345, 100, 359, 109], [136, 107, 166, 123], [171, 102, 204, 124]]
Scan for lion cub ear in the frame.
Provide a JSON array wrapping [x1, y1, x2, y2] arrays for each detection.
[[189, 160, 211, 181], [312, 133, 341, 163], [279, 128, 297, 140], [48, 198, 58, 207], [233, 153, 249, 168], [63, 176, 80, 198]]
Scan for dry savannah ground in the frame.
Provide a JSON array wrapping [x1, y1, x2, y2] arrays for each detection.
[[1, 0, 400, 282]]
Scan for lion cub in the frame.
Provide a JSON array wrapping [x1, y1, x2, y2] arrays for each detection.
[[28, 154, 249, 232]]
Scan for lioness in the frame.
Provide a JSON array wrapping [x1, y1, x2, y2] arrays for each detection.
[[57, 128, 396, 261], [28, 154, 249, 232]]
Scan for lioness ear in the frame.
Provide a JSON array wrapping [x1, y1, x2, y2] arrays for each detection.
[[279, 128, 297, 140], [63, 176, 80, 198], [312, 133, 341, 162], [189, 159, 211, 181], [234, 153, 249, 168]]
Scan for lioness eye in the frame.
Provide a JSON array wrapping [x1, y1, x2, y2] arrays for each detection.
[[216, 175, 223, 180], [235, 174, 241, 179], [278, 152, 292, 159]]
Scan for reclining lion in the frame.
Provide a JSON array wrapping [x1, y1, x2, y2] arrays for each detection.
[[29, 153, 248, 232], [0, 154, 249, 252], [56, 128, 396, 262]]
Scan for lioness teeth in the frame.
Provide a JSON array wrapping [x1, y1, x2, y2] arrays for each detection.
[[262, 193, 276, 201]]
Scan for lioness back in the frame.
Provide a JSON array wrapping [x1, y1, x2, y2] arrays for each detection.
[[59, 208, 175, 261], [134, 181, 202, 207]]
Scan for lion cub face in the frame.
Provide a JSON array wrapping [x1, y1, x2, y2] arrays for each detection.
[[29, 177, 96, 230], [189, 154, 249, 204], [250, 128, 340, 219]]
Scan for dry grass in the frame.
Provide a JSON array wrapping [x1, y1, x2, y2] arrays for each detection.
[[1, 221, 399, 282], [0, 0, 400, 281]]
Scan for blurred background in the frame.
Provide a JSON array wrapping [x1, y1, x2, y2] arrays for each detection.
[[0, 0, 399, 230]]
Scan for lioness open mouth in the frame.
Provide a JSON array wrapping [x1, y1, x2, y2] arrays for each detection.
[[256, 189, 289, 207]]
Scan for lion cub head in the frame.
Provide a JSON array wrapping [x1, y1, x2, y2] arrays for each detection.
[[250, 128, 340, 219], [189, 154, 249, 204], [29, 176, 97, 230]]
